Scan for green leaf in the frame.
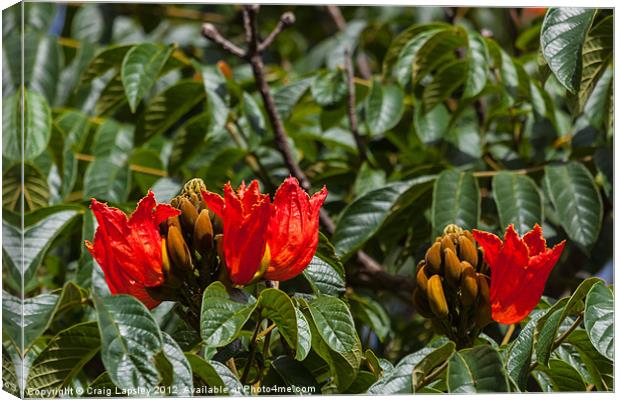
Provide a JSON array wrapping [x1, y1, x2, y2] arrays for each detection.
[[274, 78, 312, 121], [71, 4, 104, 43], [169, 113, 210, 174], [447, 345, 508, 393], [412, 27, 466, 85], [432, 170, 479, 237], [26, 322, 101, 396], [463, 30, 489, 98], [160, 332, 193, 395], [307, 295, 358, 353], [413, 103, 450, 144], [565, 329, 613, 390], [349, 294, 391, 342], [333, 175, 435, 259], [257, 288, 298, 351], [535, 277, 603, 367], [412, 341, 456, 391], [2, 208, 80, 284], [3, 89, 52, 161], [122, 43, 174, 112], [391, 26, 447, 87], [506, 311, 545, 390], [365, 82, 404, 136], [540, 8, 596, 92], [2, 291, 59, 351], [303, 256, 346, 296], [95, 72, 127, 116], [242, 92, 267, 149], [294, 308, 311, 361], [492, 172, 543, 234], [200, 282, 257, 348], [129, 148, 164, 193], [422, 59, 467, 111], [584, 65, 613, 132], [579, 15, 613, 110], [94, 294, 163, 391], [584, 282, 613, 360], [135, 80, 205, 145], [2, 163, 49, 212], [532, 359, 586, 391], [311, 70, 347, 107], [186, 354, 245, 395], [80, 44, 134, 85], [543, 162, 602, 249]]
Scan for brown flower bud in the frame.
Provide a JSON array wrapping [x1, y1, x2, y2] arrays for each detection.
[[459, 262, 478, 306], [193, 209, 214, 254], [167, 215, 181, 232], [167, 225, 192, 270], [440, 235, 457, 254], [458, 235, 478, 268], [444, 248, 462, 287], [427, 275, 449, 319], [416, 262, 429, 292], [425, 242, 442, 275], [475, 273, 492, 328], [413, 288, 434, 318], [179, 197, 199, 233]]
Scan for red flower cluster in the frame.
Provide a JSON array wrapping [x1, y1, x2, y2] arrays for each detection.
[[472, 224, 565, 324], [203, 177, 327, 285], [85, 191, 180, 309]]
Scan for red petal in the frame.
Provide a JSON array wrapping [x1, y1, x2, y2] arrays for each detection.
[[153, 203, 181, 225], [523, 224, 547, 257], [202, 189, 225, 217], [128, 190, 157, 225], [472, 229, 502, 267]]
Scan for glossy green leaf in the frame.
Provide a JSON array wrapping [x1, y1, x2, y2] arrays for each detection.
[[186, 353, 245, 395], [506, 311, 545, 390], [333, 175, 435, 259], [2, 291, 59, 351], [307, 295, 358, 353], [422, 59, 467, 112], [411, 341, 456, 392], [565, 329, 613, 390], [392, 27, 447, 87], [463, 30, 489, 98], [540, 8, 596, 92], [303, 256, 346, 296], [200, 282, 256, 348], [3, 89, 52, 161], [492, 172, 543, 234], [584, 65, 613, 132], [160, 332, 193, 395], [365, 82, 404, 136], [294, 308, 311, 361], [412, 27, 466, 84], [26, 322, 101, 396], [311, 70, 347, 107], [71, 4, 104, 43], [122, 43, 174, 112], [2, 163, 49, 212], [94, 295, 163, 391], [80, 45, 134, 85], [447, 345, 508, 393], [544, 162, 602, 249], [129, 148, 164, 193], [579, 15, 613, 110], [349, 294, 391, 342], [584, 282, 613, 360], [532, 359, 586, 391], [169, 113, 210, 174], [135, 80, 205, 145], [432, 170, 479, 237], [258, 288, 298, 350], [274, 78, 312, 120]]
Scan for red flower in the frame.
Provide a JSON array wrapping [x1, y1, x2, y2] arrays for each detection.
[[472, 224, 565, 324], [85, 191, 180, 309], [202, 180, 271, 286], [264, 177, 327, 281]]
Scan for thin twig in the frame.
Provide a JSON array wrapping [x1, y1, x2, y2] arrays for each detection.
[[501, 324, 516, 346], [258, 12, 295, 52], [74, 153, 168, 177], [241, 314, 262, 384], [201, 23, 245, 58], [344, 48, 367, 163]]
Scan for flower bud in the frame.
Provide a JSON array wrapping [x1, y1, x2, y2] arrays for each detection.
[[440, 235, 456, 254], [443, 248, 462, 287], [458, 235, 478, 268], [167, 215, 181, 232], [416, 262, 429, 292], [459, 262, 478, 306], [475, 273, 492, 328], [193, 209, 214, 254], [167, 225, 193, 271], [413, 288, 434, 318], [427, 275, 449, 319], [443, 224, 462, 235], [425, 242, 442, 275], [179, 197, 199, 233]]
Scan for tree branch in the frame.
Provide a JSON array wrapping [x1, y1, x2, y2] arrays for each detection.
[[201, 23, 245, 58], [344, 48, 367, 163], [258, 12, 295, 52]]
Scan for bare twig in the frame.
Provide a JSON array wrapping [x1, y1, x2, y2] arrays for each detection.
[[325, 5, 372, 79], [258, 12, 295, 52], [344, 48, 367, 163], [201, 23, 245, 58]]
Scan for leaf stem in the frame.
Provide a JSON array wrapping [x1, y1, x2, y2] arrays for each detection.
[[241, 312, 263, 384]]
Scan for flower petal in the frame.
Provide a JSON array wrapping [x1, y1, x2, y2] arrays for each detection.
[[523, 224, 547, 257], [472, 229, 502, 266]]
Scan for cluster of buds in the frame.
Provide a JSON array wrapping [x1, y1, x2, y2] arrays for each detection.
[[413, 224, 492, 348]]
